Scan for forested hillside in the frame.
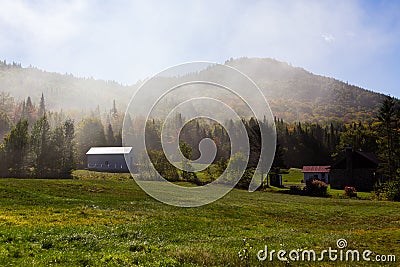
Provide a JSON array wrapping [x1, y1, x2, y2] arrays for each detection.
[[1, 58, 397, 186], [0, 58, 385, 123], [225, 58, 385, 122], [0, 60, 137, 114]]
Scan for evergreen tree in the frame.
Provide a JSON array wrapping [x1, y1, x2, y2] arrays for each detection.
[[106, 123, 116, 146], [271, 141, 286, 174], [49, 125, 65, 177], [114, 130, 123, 146], [62, 119, 76, 177], [377, 96, 399, 179], [0, 143, 6, 176], [179, 141, 198, 183], [38, 93, 46, 117], [31, 116, 51, 177], [111, 99, 118, 118], [21, 100, 27, 120], [0, 112, 11, 139], [76, 118, 107, 168], [4, 119, 29, 177], [145, 120, 162, 151], [25, 96, 37, 127]]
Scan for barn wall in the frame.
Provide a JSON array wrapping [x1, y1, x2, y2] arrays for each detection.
[[330, 169, 347, 190], [352, 169, 375, 192], [303, 173, 329, 183], [330, 168, 374, 191], [87, 154, 132, 173], [304, 173, 315, 182]]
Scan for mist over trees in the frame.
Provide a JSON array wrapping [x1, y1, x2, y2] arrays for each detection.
[[0, 58, 398, 198], [0, 91, 398, 180], [0, 89, 131, 178], [0, 94, 76, 178], [0, 58, 386, 123]]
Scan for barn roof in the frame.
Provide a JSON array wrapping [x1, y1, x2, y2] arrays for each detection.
[[301, 166, 330, 173], [330, 150, 380, 169], [86, 147, 133, 155]]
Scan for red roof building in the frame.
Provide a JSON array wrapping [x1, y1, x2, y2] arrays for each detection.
[[301, 166, 331, 183], [301, 166, 330, 173]]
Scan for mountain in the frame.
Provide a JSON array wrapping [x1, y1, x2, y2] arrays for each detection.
[[225, 58, 385, 122], [0, 61, 137, 113], [0, 58, 386, 123]]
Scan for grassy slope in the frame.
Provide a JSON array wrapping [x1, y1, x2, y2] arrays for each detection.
[[0, 172, 399, 266]]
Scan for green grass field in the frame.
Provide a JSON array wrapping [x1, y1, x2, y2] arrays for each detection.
[[0, 171, 399, 266]]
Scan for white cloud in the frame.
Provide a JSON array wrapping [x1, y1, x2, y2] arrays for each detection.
[[322, 34, 335, 43], [0, 0, 86, 44], [0, 0, 399, 95]]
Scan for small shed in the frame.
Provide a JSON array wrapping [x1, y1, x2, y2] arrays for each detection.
[[86, 147, 134, 173], [330, 147, 380, 192], [269, 173, 282, 187], [301, 166, 330, 184]]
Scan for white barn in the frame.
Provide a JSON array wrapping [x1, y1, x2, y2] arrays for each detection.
[[86, 147, 134, 173], [301, 166, 330, 184]]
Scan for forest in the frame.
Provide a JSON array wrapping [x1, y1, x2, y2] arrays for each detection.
[[0, 58, 386, 123], [0, 90, 399, 189]]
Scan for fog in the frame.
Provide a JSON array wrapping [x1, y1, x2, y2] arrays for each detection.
[[0, 1, 399, 96]]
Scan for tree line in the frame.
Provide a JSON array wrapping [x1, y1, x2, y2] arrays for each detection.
[[1, 92, 399, 190], [0, 93, 122, 178]]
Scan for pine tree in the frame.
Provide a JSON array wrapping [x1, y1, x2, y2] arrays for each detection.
[[106, 123, 116, 146], [0, 112, 11, 139], [21, 100, 26, 120], [62, 119, 76, 177], [179, 141, 198, 183], [377, 96, 399, 179], [31, 116, 51, 177], [26, 96, 33, 111], [25, 96, 37, 126], [111, 100, 118, 118], [39, 93, 46, 117], [4, 119, 29, 177], [76, 118, 106, 168]]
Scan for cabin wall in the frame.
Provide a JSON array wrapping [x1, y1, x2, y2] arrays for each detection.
[[303, 173, 329, 184], [87, 154, 133, 173], [330, 168, 375, 192]]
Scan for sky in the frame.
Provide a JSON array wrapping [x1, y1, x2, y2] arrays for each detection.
[[0, 0, 399, 97]]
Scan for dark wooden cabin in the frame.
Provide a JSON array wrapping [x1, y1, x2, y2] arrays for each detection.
[[330, 147, 380, 192]]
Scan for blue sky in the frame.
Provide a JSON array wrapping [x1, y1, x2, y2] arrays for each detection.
[[0, 0, 399, 97]]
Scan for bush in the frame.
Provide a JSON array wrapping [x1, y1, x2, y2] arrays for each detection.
[[385, 180, 400, 201], [289, 185, 303, 195], [235, 168, 255, 189], [344, 186, 357, 198], [384, 179, 400, 201], [138, 150, 179, 181], [304, 179, 328, 197], [373, 180, 400, 201]]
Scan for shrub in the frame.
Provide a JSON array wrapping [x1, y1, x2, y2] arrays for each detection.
[[344, 186, 357, 198], [235, 168, 255, 189], [289, 185, 303, 195], [373, 180, 400, 201], [384, 180, 400, 202], [304, 179, 328, 197]]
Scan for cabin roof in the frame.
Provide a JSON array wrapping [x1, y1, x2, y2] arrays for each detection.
[[301, 166, 330, 173], [330, 150, 380, 169], [86, 147, 133, 155]]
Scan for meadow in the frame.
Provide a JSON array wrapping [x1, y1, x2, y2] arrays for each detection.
[[0, 171, 399, 266]]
